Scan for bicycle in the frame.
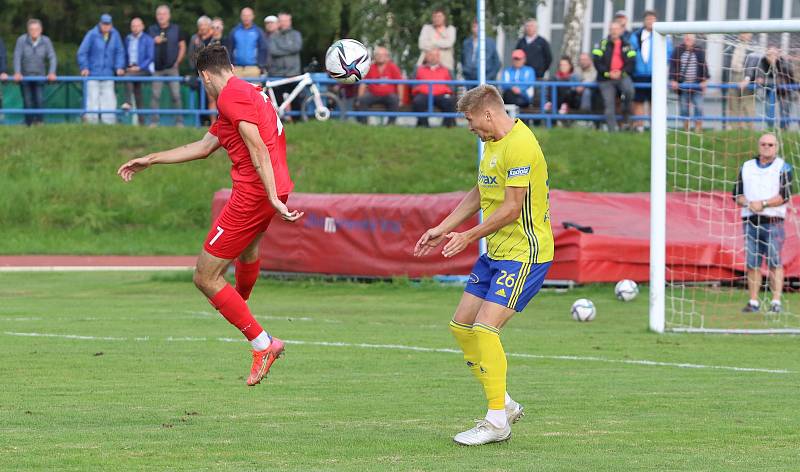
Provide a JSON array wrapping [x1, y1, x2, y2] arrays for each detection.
[[262, 72, 343, 121]]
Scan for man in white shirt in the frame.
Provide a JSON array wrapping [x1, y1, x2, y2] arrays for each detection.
[[733, 133, 794, 313]]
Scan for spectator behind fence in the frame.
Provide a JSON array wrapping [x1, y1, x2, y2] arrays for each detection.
[[13, 19, 57, 126], [576, 52, 597, 112], [412, 48, 455, 128], [188, 16, 213, 72], [753, 47, 796, 130], [0, 37, 6, 111], [554, 56, 580, 115], [122, 17, 154, 121], [210, 17, 226, 46], [206, 17, 226, 123], [462, 19, 501, 84], [270, 12, 303, 113], [593, 21, 636, 132], [515, 19, 552, 79], [500, 49, 535, 108], [78, 14, 125, 125], [723, 33, 759, 130], [263, 15, 278, 69], [187, 16, 213, 125], [356, 46, 404, 125], [230, 8, 268, 78], [733, 133, 792, 314], [629, 10, 671, 132], [670, 34, 709, 133], [418, 8, 457, 74], [614, 10, 632, 42], [147, 4, 186, 127]]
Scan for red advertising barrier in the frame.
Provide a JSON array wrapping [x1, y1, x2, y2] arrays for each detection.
[[211, 189, 800, 282]]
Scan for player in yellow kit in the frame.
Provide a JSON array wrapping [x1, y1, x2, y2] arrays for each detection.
[[414, 84, 554, 446]]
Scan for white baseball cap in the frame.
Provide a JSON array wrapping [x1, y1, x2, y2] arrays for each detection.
[[264, 15, 278, 23]]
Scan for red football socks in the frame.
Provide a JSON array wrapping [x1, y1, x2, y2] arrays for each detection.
[[234, 259, 261, 301], [209, 284, 263, 341]]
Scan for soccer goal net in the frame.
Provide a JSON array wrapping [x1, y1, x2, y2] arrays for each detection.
[[650, 20, 800, 334]]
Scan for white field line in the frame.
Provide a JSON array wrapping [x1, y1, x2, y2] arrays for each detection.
[[3, 331, 793, 375], [0, 266, 194, 272]]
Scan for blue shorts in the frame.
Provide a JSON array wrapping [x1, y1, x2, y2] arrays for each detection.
[[744, 219, 785, 269], [465, 254, 552, 312]]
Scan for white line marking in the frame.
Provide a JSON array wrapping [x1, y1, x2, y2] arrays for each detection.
[[3, 331, 792, 375], [4, 331, 126, 341], [0, 266, 194, 272]]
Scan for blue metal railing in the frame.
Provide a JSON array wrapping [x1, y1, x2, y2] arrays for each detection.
[[1, 74, 797, 127]]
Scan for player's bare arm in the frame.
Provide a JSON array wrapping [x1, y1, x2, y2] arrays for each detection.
[[237, 121, 303, 222], [117, 132, 221, 182], [441, 186, 527, 258], [414, 186, 481, 257]]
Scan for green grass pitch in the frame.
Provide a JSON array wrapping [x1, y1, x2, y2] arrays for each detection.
[[1, 272, 798, 470]]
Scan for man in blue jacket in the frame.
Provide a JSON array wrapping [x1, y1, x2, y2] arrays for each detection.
[[628, 10, 671, 132], [229, 7, 269, 78], [78, 13, 126, 124], [462, 19, 501, 85], [500, 49, 536, 108], [123, 17, 154, 122]]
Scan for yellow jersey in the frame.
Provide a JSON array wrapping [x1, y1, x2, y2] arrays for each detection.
[[478, 120, 554, 263]]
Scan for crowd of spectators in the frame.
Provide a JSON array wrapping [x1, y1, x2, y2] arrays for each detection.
[[0, 6, 796, 130]]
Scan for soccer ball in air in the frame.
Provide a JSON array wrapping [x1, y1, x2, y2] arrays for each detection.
[[614, 279, 639, 302], [325, 39, 371, 84], [571, 299, 596, 322]]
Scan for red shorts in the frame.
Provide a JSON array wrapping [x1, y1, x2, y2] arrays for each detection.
[[203, 191, 289, 260]]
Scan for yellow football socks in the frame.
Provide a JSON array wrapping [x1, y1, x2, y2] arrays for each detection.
[[449, 320, 485, 387], [473, 323, 507, 410]]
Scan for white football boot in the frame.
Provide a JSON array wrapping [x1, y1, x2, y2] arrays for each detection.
[[453, 419, 511, 446], [506, 400, 525, 424]]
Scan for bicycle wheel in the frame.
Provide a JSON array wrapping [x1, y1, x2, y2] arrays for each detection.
[[300, 92, 344, 121]]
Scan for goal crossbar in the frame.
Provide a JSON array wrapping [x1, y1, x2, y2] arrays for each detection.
[[650, 20, 800, 333]]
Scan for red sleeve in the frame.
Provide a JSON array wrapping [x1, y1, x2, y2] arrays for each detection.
[[208, 120, 219, 136], [218, 87, 259, 129]]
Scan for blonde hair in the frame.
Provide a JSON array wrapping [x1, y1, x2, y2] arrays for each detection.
[[456, 84, 504, 113]]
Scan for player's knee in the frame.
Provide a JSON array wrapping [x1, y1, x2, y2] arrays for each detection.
[[192, 268, 209, 291]]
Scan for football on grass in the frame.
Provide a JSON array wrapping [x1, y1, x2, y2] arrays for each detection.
[[571, 299, 596, 322]]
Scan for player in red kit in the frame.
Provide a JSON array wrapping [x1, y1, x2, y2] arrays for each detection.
[[117, 44, 302, 386]]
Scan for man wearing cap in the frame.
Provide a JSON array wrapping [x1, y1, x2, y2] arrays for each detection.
[[263, 15, 279, 62], [500, 49, 536, 108], [77, 14, 126, 124], [147, 4, 187, 127], [230, 7, 269, 78]]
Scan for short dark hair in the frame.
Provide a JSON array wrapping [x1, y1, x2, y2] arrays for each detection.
[[643, 9, 658, 19], [195, 44, 232, 74]]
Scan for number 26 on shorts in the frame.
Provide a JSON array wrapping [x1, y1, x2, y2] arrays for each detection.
[[496, 270, 516, 288]]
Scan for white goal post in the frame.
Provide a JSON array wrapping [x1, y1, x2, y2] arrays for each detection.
[[650, 20, 800, 334]]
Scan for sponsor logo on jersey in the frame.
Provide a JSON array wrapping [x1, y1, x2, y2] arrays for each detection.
[[478, 172, 498, 185], [489, 157, 497, 168], [508, 166, 531, 178]]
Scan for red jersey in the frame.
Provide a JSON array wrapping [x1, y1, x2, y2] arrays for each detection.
[[210, 76, 294, 198], [364, 61, 403, 97], [412, 65, 452, 96]]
